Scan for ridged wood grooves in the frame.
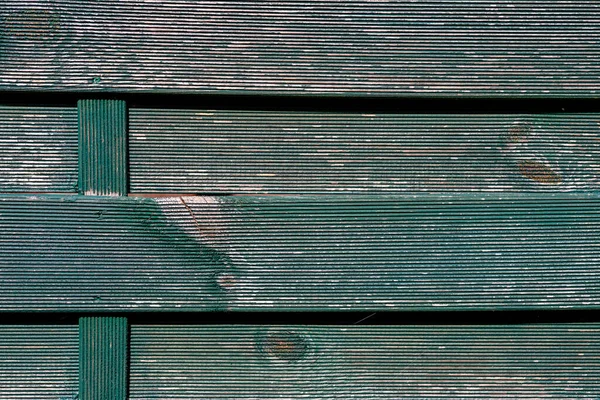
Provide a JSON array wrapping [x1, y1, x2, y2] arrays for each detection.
[[0, 193, 599, 311], [0, 106, 77, 193], [1, 1, 600, 97], [78, 99, 127, 196], [79, 317, 128, 400], [129, 110, 600, 194], [0, 195, 224, 311], [0, 325, 78, 399], [130, 324, 600, 399]]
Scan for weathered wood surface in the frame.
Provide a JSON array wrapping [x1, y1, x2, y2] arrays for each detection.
[[1, 193, 599, 311], [1, 1, 600, 97], [79, 317, 128, 400], [0, 106, 77, 193], [78, 100, 128, 196], [0, 195, 224, 311], [0, 326, 78, 400], [130, 324, 600, 399], [130, 110, 600, 194]]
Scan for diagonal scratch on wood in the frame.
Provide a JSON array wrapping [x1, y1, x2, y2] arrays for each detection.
[[179, 196, 204, 234]]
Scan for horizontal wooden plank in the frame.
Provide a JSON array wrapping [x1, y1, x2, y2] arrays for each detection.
[[0, 326, 78, 399], [0, 195, 224, 311], [130, 324, 600, 399], [0, 106, 77, 193], [1, 194, 599, 311], [1, 1, 600, 97], [129, 110, 600, 194]]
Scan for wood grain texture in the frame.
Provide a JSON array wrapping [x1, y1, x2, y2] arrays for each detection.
[[130, 324, 600, 399], [79, 317, 128, 400], [0, 195, 224, 311], [0, 193, 599, 311], [129, 110, 600, 194], [0, 326, 78, 400], [78, 100, 127, 196], [0, 106, 77, 193], [1, 1, 599, 97]]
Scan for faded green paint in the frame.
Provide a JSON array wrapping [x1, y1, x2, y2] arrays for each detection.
[[1, 2, 600, 97], [0, 193, 599, 311], [79, 317, 128, 400], [78, 99, 127, 196], [0, 106, 77, 192], [130, 110, 600, 194], [0, 1, 598, 395], [0, 326, 78, 400], [130, 324, 600, 399], [0, 195, 226, 311]]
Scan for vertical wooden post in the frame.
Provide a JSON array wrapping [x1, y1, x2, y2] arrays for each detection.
[[78, 99, 129, 399], [79, 317, 129, 400], [78, 99, 127, 196]]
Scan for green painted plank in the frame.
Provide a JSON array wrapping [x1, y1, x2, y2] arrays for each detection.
[[79, 317, 128, 400], [78, 100, 127, 196], [0, 193, 599, 311], [1, 1, 600, 97], [130, 324, 600, 399], [0, 106, 77, 193], [0, 326, 78, 400], [130, 110, 600, 194], [0, 195, 223, 311]]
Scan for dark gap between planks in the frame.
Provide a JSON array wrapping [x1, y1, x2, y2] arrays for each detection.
[[1, 91, 600, 113], [0, 310, 598, 326]]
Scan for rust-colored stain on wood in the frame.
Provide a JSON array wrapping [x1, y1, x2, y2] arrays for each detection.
[[518, 160, 563, 185]]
